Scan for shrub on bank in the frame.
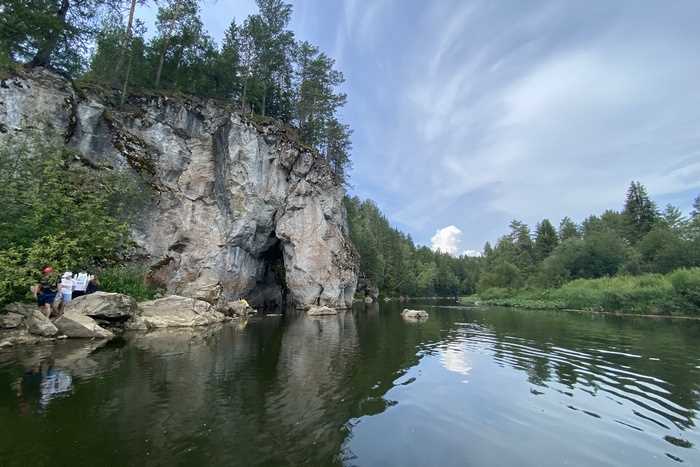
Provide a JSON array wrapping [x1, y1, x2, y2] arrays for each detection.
[[472, 268, 700, 315], [99, 265, 162, 302]]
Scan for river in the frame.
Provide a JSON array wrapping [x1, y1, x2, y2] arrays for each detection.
[[1, 301, 699, 466]]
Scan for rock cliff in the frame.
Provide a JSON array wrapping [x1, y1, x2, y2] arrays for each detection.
[[0, 68, 358, 309]]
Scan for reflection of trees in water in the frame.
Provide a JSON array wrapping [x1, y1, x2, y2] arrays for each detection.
[[2, 304, 699, 465]]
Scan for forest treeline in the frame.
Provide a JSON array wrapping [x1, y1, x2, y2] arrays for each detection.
[[0, 0, 352, 181], [347, 183, 700, 298]]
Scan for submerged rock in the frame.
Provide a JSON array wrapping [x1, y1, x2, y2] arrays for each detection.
[[136, 296, 227, 328], [307, 305, 338, 316], [65, 292, 137, 320], [0, 67, 359, 310], [401, 309, 429, 321], [54, 311, 114, 339]]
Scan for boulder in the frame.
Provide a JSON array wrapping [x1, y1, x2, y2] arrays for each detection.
[[0, 312, 24, 329], [221, 299, 257, 318], [25, 310, 59, 337], [364, 296, 374, 304], [54, 311, 114, 339], [3, 303, 36, 315], [136, 296, 227, 328], [307, 305, 338, 316], [401, 309, 429, 320], [65, 292, 136, 320], [0, 329, 47, 347]]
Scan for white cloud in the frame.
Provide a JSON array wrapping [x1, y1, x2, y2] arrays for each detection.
[[463, 249, 482, 257], [430, 225, 463, 256]]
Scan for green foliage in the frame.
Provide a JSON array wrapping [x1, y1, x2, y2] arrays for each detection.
[[99, 264, 162, 301], [623, 181, 659, 243], [0, 138, 147, 305], [473, 270, 700, 315], [669, 268, 700, 308], [345, 196, 481, 297]]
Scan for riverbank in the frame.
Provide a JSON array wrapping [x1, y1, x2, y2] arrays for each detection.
[[461, 268, 700, 316]]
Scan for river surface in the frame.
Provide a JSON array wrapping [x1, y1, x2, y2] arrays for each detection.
[[1, 301, 700, 466]]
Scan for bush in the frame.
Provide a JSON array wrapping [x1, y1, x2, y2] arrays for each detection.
[[669, 268, 700, 308], [99, 265, 162, 301], [0, 137, 149, 305]]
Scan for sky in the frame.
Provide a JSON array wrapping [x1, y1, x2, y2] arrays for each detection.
[[139, 0, 700, 255]]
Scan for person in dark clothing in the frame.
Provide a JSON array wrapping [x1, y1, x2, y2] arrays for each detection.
[[32, 267, 58, 318], [85, 275, 100, 295]]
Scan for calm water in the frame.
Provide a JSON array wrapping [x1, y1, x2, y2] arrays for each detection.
[[1, 301, 700, 466]]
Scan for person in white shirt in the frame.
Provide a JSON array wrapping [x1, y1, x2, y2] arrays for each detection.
[[59, 272, 74, 304], [72, 272, 90, 298]]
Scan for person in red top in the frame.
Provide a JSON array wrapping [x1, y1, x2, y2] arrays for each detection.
[[31, 267, 58, 318]]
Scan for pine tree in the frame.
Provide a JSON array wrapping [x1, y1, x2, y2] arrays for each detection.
[[534, 219, 559, 261], [691, 195, 700, 219], [661, 204, 686, 232], [622, 181, 658, 242], [558, 216, 579, 241]]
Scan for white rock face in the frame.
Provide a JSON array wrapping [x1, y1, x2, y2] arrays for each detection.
[[54, 311, 114, 339], [0, 68, 358, 310], [65, 292, 136, 320], [136, 296, 227, 328]]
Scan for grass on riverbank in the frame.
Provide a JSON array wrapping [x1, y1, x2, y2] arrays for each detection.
[[462, 268, 700, 316]]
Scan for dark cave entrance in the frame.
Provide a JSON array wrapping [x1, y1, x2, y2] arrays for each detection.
[[249, 235, 288, 311]]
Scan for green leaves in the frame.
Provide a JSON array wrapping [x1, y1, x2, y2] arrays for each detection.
[[0, 138, 146, 305]]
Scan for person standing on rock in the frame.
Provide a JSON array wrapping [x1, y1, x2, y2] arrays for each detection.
[[32, 267, 58, 318], [59, 272, 75, 305], [72, 272, 90, 298]]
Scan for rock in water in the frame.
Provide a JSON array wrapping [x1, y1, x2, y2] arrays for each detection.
[[54, 312, 114, 339], [136, 296, 227, 328], [307, 305, 338, 316], [0, 68, 359, 310], [65, 292, 136, 320], [222, 299, 257, 318], [401, 309, 429, 320], [364, 296, 374, 304]]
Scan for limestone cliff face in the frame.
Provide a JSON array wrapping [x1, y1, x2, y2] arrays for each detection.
[[0, 68, 358, 309]]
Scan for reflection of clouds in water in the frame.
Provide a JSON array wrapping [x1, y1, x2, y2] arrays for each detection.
[[440, 345, 472, 379]]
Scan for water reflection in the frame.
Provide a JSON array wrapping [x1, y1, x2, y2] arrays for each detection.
[[0, 303, 699, 466]]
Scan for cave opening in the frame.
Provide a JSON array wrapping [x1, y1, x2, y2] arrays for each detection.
[[249, 234, 288, 311]]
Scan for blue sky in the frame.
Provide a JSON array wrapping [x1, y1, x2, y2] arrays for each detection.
[[139, 0, 700, 255]]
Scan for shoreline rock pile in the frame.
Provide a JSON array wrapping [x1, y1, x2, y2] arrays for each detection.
[[0, 292, 237, 348]]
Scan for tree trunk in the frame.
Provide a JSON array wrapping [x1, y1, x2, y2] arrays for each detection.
[[30, 0, 70, 67], [115, 0, 138, 77], [154, 36, 170, 88], [120, 43, 134, 105], [261, 88, 267, 117], [241, 77, 248, 112]]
